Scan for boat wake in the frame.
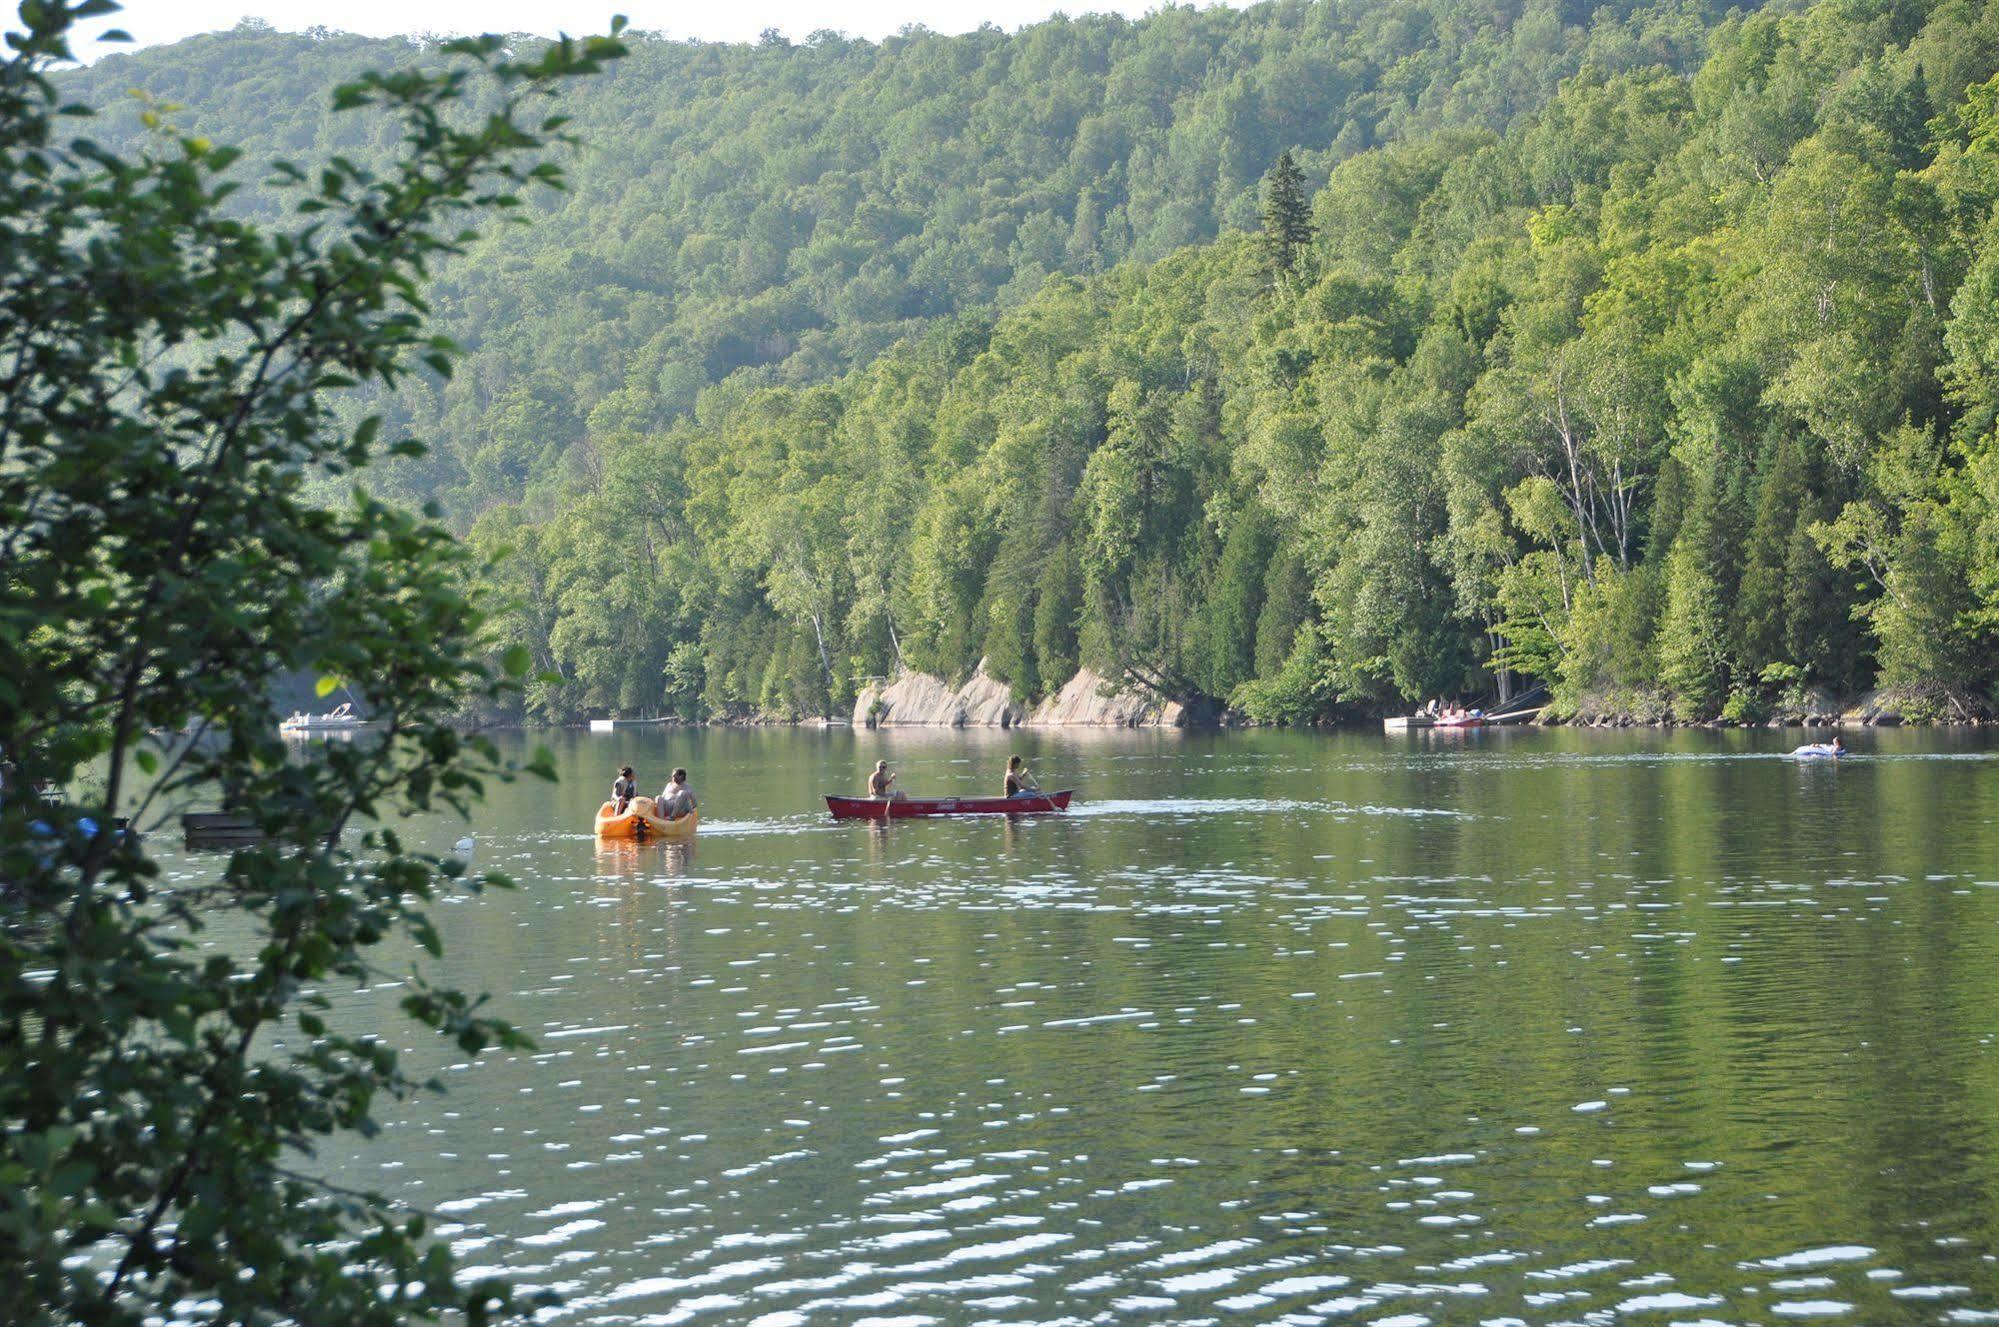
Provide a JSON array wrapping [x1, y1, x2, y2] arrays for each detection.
[[694, 815, 837, 838], [1066, 798, 1466, 820]]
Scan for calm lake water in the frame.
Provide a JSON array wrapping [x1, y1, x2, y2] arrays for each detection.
[[170, 726, 1999, 1324]]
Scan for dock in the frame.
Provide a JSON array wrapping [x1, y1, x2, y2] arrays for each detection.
[[181, 813, 263, 848], [587, 718, 671, 732]]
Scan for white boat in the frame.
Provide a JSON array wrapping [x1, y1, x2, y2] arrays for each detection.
[[1791, 742, 1845, 758], [279, 701, 366, 733]]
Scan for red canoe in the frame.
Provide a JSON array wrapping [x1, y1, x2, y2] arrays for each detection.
[[825, 790, 1074, 820]]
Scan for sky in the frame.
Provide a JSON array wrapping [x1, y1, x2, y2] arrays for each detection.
[[70, 1, 1186, 56]]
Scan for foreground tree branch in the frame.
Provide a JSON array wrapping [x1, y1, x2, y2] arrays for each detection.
[[0, 4, 625, 1325]]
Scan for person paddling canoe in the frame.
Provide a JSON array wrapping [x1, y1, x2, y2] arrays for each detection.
[[1004, 754, 1041, 798], [868, 759, 905, 801]]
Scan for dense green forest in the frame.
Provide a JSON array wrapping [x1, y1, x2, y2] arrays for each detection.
[[69, 0, 1999, 722], [65, 0, 1731, 514]]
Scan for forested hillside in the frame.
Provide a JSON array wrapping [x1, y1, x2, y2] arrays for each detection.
[[70, 0, 1999, 723], [67, 0, 1728, 515], [475, 0, 1999, 724]]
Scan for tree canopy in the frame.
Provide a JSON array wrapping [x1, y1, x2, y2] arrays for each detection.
[[58, 0, 1738, 515]]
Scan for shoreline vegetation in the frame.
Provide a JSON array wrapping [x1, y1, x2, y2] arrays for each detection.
[[548, 665, 1992, 730]]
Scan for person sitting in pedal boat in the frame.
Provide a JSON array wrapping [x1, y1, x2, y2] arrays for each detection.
[[612, 766, 637, 815], [658, 767, 698, 821]]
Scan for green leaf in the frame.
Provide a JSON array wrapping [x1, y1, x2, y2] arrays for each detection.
[[315, 675, 340, 698], [49, 1161, 94, 1198], [502, 645, 532, 677]]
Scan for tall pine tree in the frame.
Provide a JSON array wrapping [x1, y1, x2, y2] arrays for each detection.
[[1261, 149, 1313, 279]]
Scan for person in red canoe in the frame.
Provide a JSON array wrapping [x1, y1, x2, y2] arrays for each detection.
[[612, 765, 638, 815], [1004, 755, 1041, 798], [868, 759, 905, 800]]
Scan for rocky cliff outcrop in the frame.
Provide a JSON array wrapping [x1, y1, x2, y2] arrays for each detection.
[[853, 663, 1026, 727], [1841, 685, 1992, 726], [1027, 668, 1190, 726], [853, 663, 1204, 727]]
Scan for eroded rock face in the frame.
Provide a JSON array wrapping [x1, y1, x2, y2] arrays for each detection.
[[1026, 668, 1184, 727], [1842, 686, 1991, 726], [852, 662, 1026, 727], [853, 663, 1191, 727]]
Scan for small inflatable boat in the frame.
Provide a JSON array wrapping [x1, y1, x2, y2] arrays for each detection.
[[280, 701, 368, 734], [1790, 742, 1845, 758], [593, 795, 698, 840]]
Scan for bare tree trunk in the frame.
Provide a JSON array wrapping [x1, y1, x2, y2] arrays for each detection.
[[1607, 457, 1636, 571], [807, 609, 833, 713], [1548, 366, 1601, 586]]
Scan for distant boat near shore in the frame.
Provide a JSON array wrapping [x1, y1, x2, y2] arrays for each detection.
[[1385, 704, 1543, 732], [1385, 710, 1486, 730], [587, 717, 673, 732], [279, 701, 368, 734]]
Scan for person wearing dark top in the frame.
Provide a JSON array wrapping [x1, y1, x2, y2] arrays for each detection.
[[1004, 755, 1039, 798], [612, 766, 637, 814]]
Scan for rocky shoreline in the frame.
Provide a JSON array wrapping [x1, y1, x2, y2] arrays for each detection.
[[845, 668, 1992, 731], [548, 674, 1991, 731], [1559, 683, 1992, 729]]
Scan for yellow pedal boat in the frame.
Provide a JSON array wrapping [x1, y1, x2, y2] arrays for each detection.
[[593, 795, 698, 840]]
